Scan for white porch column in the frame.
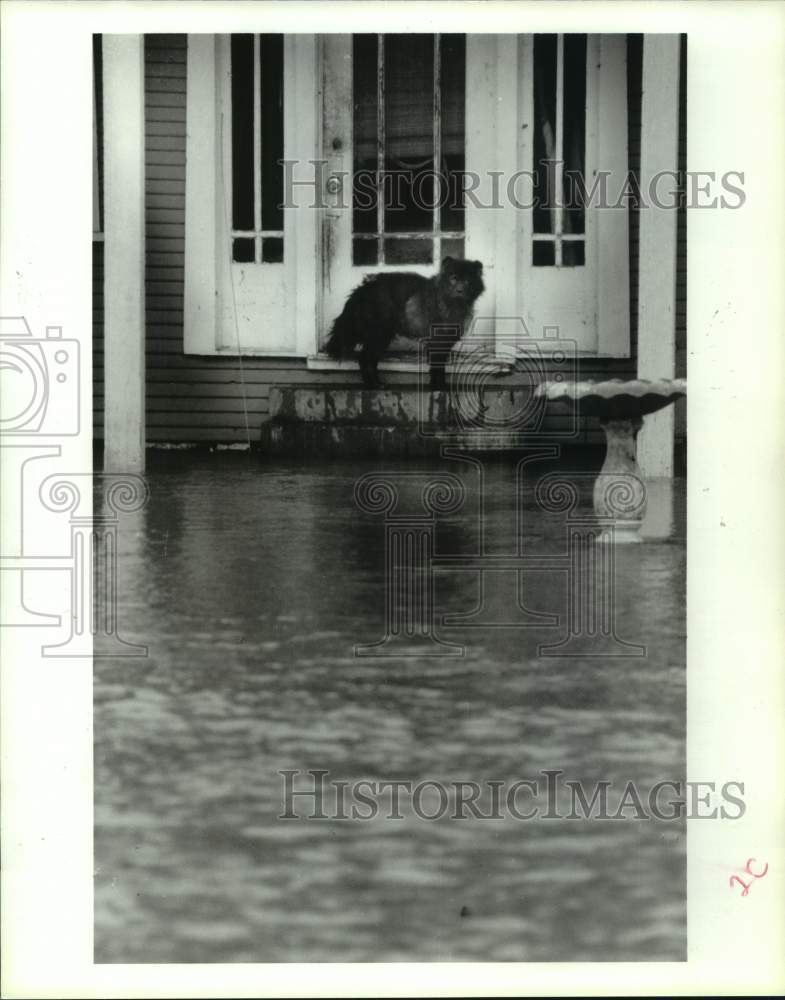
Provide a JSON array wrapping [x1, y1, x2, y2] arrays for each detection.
[[103, 35, 145, 473], [637, 35, 681, 478]]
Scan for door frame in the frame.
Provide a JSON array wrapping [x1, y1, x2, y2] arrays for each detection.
[[184, 33, 630, 359]]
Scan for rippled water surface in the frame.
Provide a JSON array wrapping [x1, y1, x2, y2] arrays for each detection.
[[95, 452, 686, 963]]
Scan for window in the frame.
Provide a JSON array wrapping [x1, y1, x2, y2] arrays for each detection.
[[351, 34, 466, 266], [532, 33, 587, 267], [229, 34, 284, 264]]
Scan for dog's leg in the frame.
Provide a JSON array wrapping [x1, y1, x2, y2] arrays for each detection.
[[359, 344, 382, 389], [429, 352, 449, 391]]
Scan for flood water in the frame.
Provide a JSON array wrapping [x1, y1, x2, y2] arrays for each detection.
[[95, 451, 686, 963]]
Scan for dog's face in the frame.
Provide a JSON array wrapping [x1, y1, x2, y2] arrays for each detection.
[[440, 257, 485, 304]]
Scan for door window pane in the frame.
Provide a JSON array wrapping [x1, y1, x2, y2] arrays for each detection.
[[532, 34, 587, 266], [353, 237, 378, 266], [260, 34, 284, 232], [440, 237, 465, 259], [351, 33, 465, 266], [261, 236, 284, 263], [440, 34, 466, 233], [533, 34, 557, 237], [352, 35, 379, 236], [384, 34, 434, 234], [562, 240, 585, 266], [230, 34, 285, 263], [232, 237, 256, 263], [384, 237, 434, 265], [562, 33, 587, 236], [533, 240, 555, 266], [231, 35, 255, 233]]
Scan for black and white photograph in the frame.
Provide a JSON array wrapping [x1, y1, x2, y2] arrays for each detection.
[[92, 24, 693, 964], [2, 1, 784, 996]]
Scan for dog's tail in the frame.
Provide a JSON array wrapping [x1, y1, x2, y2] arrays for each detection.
[[323, 309, 357, 359]]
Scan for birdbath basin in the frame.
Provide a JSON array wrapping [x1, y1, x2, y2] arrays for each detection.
[[536, 378, 687, 542]]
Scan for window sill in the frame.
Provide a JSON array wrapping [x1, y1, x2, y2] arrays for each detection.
[[305, 348, 619, 373], [306, 353, 524, 378], [307, 353, 423, 374]]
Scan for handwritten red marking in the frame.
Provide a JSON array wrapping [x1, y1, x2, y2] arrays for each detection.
[[729, 875, 751, 896], [729, 857, 768, 896], [744, 857, 769, 879]]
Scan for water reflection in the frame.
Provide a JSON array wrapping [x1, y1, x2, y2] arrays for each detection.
[[95, 452, 686, 962]]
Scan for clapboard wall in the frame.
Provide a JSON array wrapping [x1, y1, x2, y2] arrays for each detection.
[[93, 33, 686, 447]]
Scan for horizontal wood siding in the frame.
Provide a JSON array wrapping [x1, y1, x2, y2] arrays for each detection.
[[91, 34, 681, 447], [93, 239, 104, 433]]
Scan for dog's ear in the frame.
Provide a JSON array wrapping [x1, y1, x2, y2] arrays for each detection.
[[441, 256, 455, 270], [472, 260, 483, 274]]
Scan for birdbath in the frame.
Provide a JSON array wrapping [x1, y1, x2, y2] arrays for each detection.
[[535, 378, 687, 542]]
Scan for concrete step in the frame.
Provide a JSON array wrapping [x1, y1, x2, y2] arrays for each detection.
[[260, 384, 597, 456]]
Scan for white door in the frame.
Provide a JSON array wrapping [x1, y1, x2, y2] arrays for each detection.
[[321, 33, 470, 349], [215, 34, 290, 353], [185, 34, 319, 357], [515, 33, 630, 355], [518, 33, 601, 349], [320, 33, 630, 357]]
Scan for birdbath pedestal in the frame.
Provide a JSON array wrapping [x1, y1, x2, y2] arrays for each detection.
[[536, 379, 687, 542]]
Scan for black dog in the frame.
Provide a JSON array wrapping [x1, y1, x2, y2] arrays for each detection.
[[324, 257, 485, 389]]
